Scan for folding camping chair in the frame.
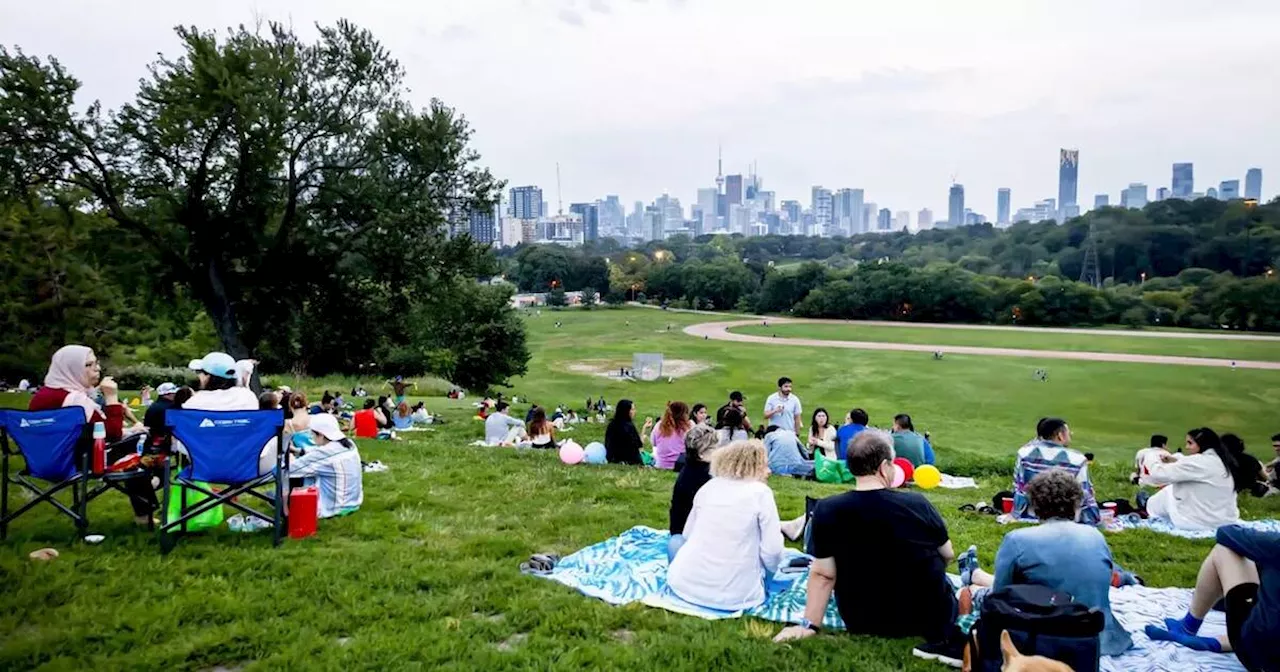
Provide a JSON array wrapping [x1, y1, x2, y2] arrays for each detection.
[[0, 408, 89, 540], [160, 409, 288, 553]]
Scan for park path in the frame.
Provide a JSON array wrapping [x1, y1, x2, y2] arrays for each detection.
[[683, 318, 1280, 370]]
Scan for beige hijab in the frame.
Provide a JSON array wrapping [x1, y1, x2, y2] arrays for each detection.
[[43, 345, 101, 420]]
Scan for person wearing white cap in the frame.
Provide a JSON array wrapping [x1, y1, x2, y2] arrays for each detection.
[[294, 413, 365, 517], [143, 382, 181, 439], [183, 352, 270, 472]]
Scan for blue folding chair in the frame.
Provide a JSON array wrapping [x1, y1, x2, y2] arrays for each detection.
[[0, 408, 89, 540], [161, 409, 288, 553]]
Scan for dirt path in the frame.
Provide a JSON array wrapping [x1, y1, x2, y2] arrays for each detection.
[[685, 319, 1280, 370]]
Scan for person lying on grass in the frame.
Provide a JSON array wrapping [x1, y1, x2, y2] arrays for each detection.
[[666, 439, 783, 611], [774, 430, 966, 668], [957, 469, 1133, 656], [1144, 525, 1279, 672]]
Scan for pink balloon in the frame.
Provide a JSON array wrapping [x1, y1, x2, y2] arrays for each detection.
[[890, 463, 906, 488], [559, 442, 585, 465]]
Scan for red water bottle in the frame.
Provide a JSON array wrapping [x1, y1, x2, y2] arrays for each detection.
[[91, 421, 106, 474]]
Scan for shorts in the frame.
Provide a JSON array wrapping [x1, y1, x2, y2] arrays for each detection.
[[1225, 582, 1259, 663]]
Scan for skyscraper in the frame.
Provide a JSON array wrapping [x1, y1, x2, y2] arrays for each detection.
[[601, 195, 624, 236], [1172, 163, 1194, 198], [811, 186, 833, 236], [510, 186, 543, 220], [862, 203, 876, 231], [1058, 149, 1079, 218], [948, 184, 965, 227], [725, 174, 744, 207], [997, 188, 1011, 226], [569, 202, 599, 242], [894, 210, 911, 231], [1094, 194, 1109, 208], [697, 188, 719, 232], [917, 208, 933, 230], [1245, 168, 1263, 201], [467, 206, 497, 245], [1220, 180, 1241, 200], [1121, 183, 1148, 209], [781, 200, 802, 226], [877, 208, 892, 231]]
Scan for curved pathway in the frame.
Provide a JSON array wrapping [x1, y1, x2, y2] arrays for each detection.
[[685, 319, 1280, 370]]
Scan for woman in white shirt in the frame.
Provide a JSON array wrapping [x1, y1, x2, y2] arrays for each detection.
[[807, 408, 838, 460], [1141, 427, 1240, 530], [182, 352, 276, 474], [666, 439, 784, 611]]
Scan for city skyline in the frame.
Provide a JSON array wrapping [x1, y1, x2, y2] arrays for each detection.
[[8, 0, 1280, 221]]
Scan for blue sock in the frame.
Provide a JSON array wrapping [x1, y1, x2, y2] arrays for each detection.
[[958, 545, 978, 586], [1145, 625, 1222, 653], [1180, 612, 1204, 634]]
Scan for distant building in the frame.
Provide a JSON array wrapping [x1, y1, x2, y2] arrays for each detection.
[[1121, 183, 1148, 209], [877, 208, 892, 231], [510, 186, 543, 220], [1156, 187, 1170, 202], [1206, 187, 1220, 200], [948, 184, 965, 228], [645, 205, 663, 241], [1013, 207, 1037, 223], [600, 195, 625, 237], [781, 200, 802, 226], [569, 202, 599, 242], [1058, 149, 1079, 217], [811, 186, 833, 236], [863, 203, 877, 231], [1094, 194, 1109, 208], [500, 218, 530, 247], [467, 206, 497, 245], [894, 210, 910, 231], [997, 188, 1011, 225], [1033, 199, 1057, 223], [1060, 204, 1080, 220], [1245, 168, 1263, 201], [725, 174, 744, 207], [1172, 163, 1194, 199], [1220, 180, 1241, 200], [917, 208, 933, 230], [833, 188, 864, 235], [697, 188, 720, 232]]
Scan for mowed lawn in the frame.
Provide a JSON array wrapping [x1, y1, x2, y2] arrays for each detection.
[[1, 306, 1278, 671], [731, 321, 1280, 362]]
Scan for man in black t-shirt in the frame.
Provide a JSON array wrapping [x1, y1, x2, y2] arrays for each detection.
[[714, 390, 753, 432], [774, 430, 964, 667]]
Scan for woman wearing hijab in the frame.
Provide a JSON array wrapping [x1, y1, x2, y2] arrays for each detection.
[[29, 345, 157, 525], [604, 399, 653, 465]]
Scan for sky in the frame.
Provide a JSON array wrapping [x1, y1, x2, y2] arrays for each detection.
[[4, 0, 1279, 219]]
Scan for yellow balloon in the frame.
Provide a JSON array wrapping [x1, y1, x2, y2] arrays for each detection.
[[914, 464, 942, 489]]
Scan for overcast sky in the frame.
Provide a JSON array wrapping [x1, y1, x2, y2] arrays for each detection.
[[4, 0, 1278, 217]]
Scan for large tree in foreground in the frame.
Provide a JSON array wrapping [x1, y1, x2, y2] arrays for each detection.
[[0, 21, 526, 389]]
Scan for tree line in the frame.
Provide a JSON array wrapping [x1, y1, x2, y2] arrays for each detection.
[[0, 22, 529, 390]]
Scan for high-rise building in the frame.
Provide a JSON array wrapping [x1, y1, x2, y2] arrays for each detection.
[[725, 174, 744, 207], [894, 210, 910, 231], [917, 208, 933, 230], [997, 188, 1011, 226], [1094, 194, 1109, 208], [863, 203, 876, 231], [948, 184, 965, 228], [1245, 168, 1263, 201], [510, 186, 543, 220], [1121, 183, 1148, 209], [1058, 149, 1079, 217], [781, 200, 802, 226], [1220, 180, 1241, 200], [569, 202, 599, 242], [645, 205, 663, 241], [831, 188, 865, 235], [877, 208, 892, 231], [1172, 163, 1194, 198], [1156, 187, 1170, 202], [467, 206, 497, 245], [811, 186, 833, 235], [696, 187, 719, 232], [600, 195, 624, 236]]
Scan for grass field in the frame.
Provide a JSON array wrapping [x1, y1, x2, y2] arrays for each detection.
[[2, 306, 1278, 671], [731, 322, 1280, 362]]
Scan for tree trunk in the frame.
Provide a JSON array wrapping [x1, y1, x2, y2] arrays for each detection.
[[196, 259, 262, 394]]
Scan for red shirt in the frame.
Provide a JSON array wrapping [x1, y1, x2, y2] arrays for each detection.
[[29, 387, 125, 440], [352, 409, 377, 439]]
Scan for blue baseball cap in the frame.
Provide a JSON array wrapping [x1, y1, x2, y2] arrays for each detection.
[[188, 352, 238, 380]]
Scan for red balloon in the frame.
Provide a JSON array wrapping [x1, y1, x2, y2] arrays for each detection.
[[893, 457, 915, 483]]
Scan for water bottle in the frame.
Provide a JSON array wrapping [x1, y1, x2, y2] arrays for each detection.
[[92, 421, 106, 473]]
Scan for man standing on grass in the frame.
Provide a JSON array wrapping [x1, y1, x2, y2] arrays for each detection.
[[763, 377, 802, 437], [773, 430, 964, 667]]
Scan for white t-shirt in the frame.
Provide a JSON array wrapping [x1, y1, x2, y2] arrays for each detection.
[[666, 478, 783, 611], [763, 392, 802, 434], [182, 387, 273, 473]]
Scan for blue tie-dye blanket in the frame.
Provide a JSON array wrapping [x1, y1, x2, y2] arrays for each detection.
[[1106, 516, 1280, 540], [535, 526, 1247, 672]]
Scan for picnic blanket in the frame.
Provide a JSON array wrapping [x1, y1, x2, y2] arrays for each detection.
[[537, 526, 1247, 672], [1106, 516, 1280, 540]]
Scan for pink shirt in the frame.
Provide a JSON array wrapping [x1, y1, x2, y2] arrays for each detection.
[[651, 425, 689, 470]]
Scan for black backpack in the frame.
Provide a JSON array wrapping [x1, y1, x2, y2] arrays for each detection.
[[966, 584, 1105, 672]]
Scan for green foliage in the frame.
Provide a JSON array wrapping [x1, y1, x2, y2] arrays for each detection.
[[107, 364, 195, 391], [509, 244, 609, 292], [545, 288, 567, 307]]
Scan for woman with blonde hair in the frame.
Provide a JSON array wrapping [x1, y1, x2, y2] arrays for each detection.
[[665, 440, 784, 610], [652, 401, 693, 469]]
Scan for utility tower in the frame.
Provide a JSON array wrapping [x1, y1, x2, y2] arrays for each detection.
[[1079, 222, 1102, 288]]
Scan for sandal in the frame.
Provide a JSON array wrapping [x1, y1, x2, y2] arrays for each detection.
[[958, 503, 977, 513], [519, 553, 560, 576]]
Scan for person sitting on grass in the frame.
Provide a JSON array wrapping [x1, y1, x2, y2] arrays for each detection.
[[1267, 433, 1280, 494], [1012, 417, 1100, 526], [1143, 526, 1279, 672], [835, 408, 869, 461], [1140, 427, 1241, 530], [667, 424, 720, 560], [666, 439, 784, 611], [957, 470, 1133, 656], [143, 382, 180, 450], [604, 399, 652, 465], [774, 430, 964, 668], [808, 408, 838, 460], [484, 401, 527, 446], [291, 413, 364, 518], [283, 393, 314, 449], [715, 390, 753, 434], [716, 407, 751, 446], [690, 403, 710, 427], [392, 402, 414, 431], [411, 402, 433, 425], [764, 424, 815, 479], [528, 407, 557, 450], [258, 390, 281, 410], [891, 413, 934, 467], [30, 345, 157, 526], [652, 401, 693, 470], [1223, 434, 1271, 498]]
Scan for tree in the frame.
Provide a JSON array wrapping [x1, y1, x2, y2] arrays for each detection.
[[545, 287, 567, 307], [1, 22, 523, 388]]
